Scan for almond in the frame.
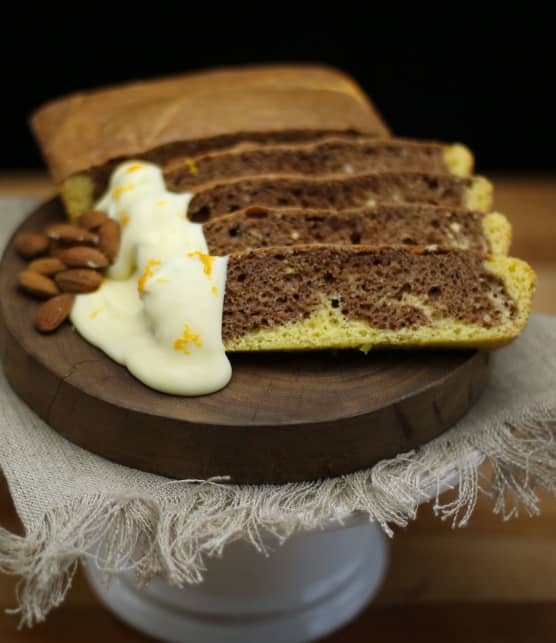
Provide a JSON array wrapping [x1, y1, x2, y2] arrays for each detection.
[[35, 294, 75, 333], [47, 223, 98, 245], [98, 219, 120, 262], [28, 257, 67, 276], [48, 239, 66, 259], [18, 270, 59, 298], [15, 233, 49, 259], [55, 269, 103, 293], [56, 246, 109, 269], [79, 210, 108, 230]]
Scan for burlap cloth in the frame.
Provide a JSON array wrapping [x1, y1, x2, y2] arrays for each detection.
[[0, 197, 555, 626]]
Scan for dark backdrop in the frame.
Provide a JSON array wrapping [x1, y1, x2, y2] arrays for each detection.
[[2, 4, 554, 172]]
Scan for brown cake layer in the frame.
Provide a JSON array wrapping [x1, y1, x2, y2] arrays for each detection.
[[31, 64, 389, 184], [223, 245, 516, 341], [87, 131, 365, 203], [164, 137, 456, 191], [204, 204, 490, 255], [188, 172, 481, 222]]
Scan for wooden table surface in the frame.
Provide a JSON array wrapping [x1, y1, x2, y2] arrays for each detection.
[[1, 174, 555, 642]]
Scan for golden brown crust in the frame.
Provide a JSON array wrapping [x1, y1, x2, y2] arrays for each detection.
[[31, 64, 390, 184]]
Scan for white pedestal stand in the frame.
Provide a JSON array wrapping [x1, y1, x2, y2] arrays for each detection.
[[84, 451, 482, 643], [85, 518, 386, 643]]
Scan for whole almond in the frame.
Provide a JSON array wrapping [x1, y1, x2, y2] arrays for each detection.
[[79, 210, 108, 230], [57, 246, 109, 269], [15, 233, 49, 259], [35, 294, 75, 333], [28, 257, 67, 276], [55, 269, 103, 293], [98, 219, 120, 262], [47, 223, 98, 245], [18, 270, 59, 298]]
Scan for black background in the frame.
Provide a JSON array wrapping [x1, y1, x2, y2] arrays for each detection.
[[2, 4, 554, 172]]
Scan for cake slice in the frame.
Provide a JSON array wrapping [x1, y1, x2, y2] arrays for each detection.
[[187, 172, 493, 222], [163, 137, 473, 191], [30, 64, 389, 219], [204, 205, 511, 256], [222, 245, 535, 352]]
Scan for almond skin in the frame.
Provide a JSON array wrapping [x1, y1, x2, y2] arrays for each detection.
[[35, 294, 75, 333], [98, 219, 120, 262], [79, 210, 108, 230], [55, 269, 103, 293], [56, 246, 109, 269], [28, 257, 67, 276], [48, 239, 66, 259], [15, 233, 49, 259], [47, 223, 98, 245], [18, 270, 59, 298]]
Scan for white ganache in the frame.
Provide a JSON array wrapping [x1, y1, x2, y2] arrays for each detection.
[[70, 161, 231, 395]]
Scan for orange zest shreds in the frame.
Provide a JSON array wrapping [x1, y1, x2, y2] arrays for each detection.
[[183, 158, 198, 176], [121, 213, 131, 227], [187, 251, 215, 276], [211, 285, 218, 296], [138, 259, 161, 292], [174, 324, 202, 355], [89, 306, 105, 319], [112, 184, 135, 198], [126, 163, 143, 173], [157, 199, 168, 206]]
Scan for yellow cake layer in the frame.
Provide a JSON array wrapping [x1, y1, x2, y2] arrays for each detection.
[[61, 174, 96, 221], [482, 212, 512, 255], [464, 176, 493, 212], [443, 143, 474, 177]]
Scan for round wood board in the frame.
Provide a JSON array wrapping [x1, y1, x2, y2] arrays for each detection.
[[0, 199, 489, 483]]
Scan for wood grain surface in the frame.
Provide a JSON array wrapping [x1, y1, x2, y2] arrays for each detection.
[[1, 174, 555, 642], [0, 198, 489, 483]]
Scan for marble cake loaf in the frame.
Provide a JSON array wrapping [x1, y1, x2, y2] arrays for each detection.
[[222, 245, 535, 351], [30, 63, 535, 354]]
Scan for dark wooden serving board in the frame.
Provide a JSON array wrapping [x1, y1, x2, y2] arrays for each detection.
[[0, 199, 489, 483]]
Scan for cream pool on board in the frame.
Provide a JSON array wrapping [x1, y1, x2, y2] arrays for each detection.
[[70, 161, 231, 395]]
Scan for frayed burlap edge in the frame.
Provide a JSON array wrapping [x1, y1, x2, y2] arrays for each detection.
[[1, 408, 555, 627]]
